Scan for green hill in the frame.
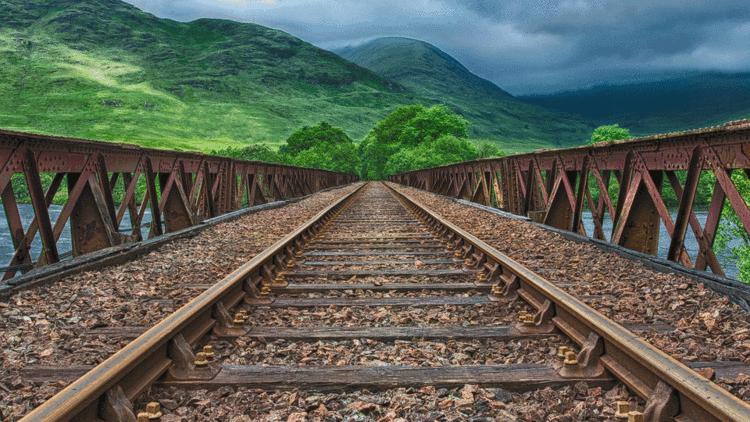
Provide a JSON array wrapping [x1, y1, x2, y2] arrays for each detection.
[[0, 0, 418, 151], [519, 72, 750, 137], [335, 37, 594, 151]]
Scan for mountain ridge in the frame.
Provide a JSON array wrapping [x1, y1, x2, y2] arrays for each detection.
[[519, 72, 750, 136], [334, 37, 594, 150]]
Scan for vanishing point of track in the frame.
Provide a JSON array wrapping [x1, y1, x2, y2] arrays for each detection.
[[20, 182, 750, 422]]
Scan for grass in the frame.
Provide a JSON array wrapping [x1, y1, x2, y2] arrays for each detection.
[[0, 1, 597, 154], [0, 0, 421, 152]]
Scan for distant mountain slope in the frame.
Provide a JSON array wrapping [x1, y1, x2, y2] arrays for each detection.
[[519, 72, 750, 137], [335, 37, 593, 150], [0, 0, 416, 150]]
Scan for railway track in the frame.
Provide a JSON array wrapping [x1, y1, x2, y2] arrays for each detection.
[[17, 182, 750, 421]]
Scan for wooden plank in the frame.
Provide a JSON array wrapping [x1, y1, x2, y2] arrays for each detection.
[[313, 240, 441, 245], [301, 259, 457, 266], [305, 251, 445, 257], [241, 326, 550, 341], [159, 364, 615, 392], [285, 269, 467, 278], [309, 245, 446, 250], [84, 321, 673, 341], [246, 296, 489, 307], [27, 358, 739, 387], [275, 282, 490, 293], [176, 282, 487, 292]]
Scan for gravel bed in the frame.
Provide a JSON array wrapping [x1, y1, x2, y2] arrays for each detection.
[[135, 382, 644, 422], [391, 184, 750, 400], [0, 183, 362, 421], [214, 337, 568, 367], [242, 303, 528, 328]]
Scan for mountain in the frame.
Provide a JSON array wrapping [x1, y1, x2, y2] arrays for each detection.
[[334, 37, 593, 151], [519, 72, 750, 137], [0, 0, 418, 150]]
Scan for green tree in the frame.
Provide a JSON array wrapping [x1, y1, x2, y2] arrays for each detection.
[[359, 104, 471, 179], [280, 121, 359, 173], [212, 144, 280, 163], [715, 171, 750, 282], [588, 124, 631, 145], [280, 121, 353, 156], [475, 140, 506, 159]]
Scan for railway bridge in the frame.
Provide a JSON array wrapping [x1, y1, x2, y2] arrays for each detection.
[[2, 124, 750, 422]]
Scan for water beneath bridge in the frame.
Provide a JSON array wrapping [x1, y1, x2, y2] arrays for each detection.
[[0, 204, 741, 280]]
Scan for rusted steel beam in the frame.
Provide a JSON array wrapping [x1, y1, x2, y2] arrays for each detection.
[[0, 129, 357, 281], [389, 120, 750, 279]]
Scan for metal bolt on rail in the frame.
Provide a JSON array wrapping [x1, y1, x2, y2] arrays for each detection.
[[563, 351, 579, 366], [628, 411, 644, 422], [518, 310, 528, 323], [557, 346, 570, 361], [202, 345, 216, 361], [233, 312, 246, 325], [614, 401, 630, 419], [194, 352, 209, 367]]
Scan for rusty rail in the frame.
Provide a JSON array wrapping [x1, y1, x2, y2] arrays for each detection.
[[389, 120, 750, 279], [387, 182, 750, 422], [0, 129, 358, 280], [18, 183, 366, 422]]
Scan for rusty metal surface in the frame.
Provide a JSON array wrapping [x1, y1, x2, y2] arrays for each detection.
[[388, 120, 750, 278], [17, 183, 366, 422], [0, 129, 358, 280], [387, 182, 750, 422]]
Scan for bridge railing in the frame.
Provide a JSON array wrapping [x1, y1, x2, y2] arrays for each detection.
[[389, 120, 750, 279], [0, 129, 357, 280]]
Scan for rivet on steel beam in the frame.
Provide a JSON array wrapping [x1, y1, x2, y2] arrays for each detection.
[[557, 346, 570, 361], [628, 411, 644, 422], [203, 345, 216, 361], [194, 352, 209, 367], [614, 401, 630, 420], [145, 402, 163, 420], [563, 351, 578, 366], [233, 312, 246, 325]]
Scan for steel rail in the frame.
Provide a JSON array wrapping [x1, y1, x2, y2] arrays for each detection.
[[19, 182, 367, 422], [386, 182, 750, 422]]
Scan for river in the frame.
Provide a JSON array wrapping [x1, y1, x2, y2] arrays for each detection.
[[0, 204, 741, 280], [0, 204, 152, 271]]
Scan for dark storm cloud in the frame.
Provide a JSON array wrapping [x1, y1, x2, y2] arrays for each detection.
[[122, 0, 750, 94]]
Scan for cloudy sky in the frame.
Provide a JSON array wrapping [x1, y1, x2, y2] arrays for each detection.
[[123, 0, 750, 95]]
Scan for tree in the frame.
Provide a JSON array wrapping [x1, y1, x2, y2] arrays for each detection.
[[715, 171, 750, 282], [475, 140, 506, 159], [280, 121, 359, 173], [359, 104, 471, 179], [280, 121, 354, 156], [212, 144, 280, 163], [588, 124, 630, 145]]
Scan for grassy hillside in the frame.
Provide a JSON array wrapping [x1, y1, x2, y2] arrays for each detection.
[[519, 72, 750, 137], [335, 37, 594, 151], [0, 0, 418, 151]]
